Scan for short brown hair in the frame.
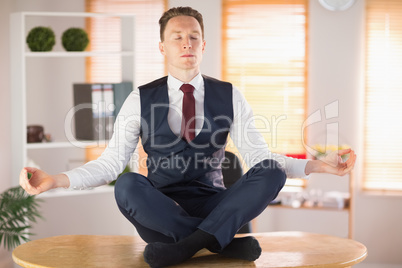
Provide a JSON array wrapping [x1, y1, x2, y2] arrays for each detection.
[[159, 6, 204, 41]]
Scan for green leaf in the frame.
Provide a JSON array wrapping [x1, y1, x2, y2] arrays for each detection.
[[0, 186, 43, 250]]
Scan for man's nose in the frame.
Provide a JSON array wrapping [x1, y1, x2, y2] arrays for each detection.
[[182, 38, 192, 49]]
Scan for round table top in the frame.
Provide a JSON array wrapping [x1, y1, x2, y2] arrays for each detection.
[[13, 232, 367, 268]]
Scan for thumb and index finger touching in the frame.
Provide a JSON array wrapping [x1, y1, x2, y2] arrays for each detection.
[[19, 167, 41, 195], [24, 166, 39, 174]]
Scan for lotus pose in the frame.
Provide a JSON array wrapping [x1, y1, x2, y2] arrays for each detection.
[[20, 6, 356, 268]]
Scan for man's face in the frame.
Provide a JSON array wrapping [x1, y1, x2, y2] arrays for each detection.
[[159, 15, 206, 74]]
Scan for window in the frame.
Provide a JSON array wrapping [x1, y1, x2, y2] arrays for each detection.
[[85, 0, 166, 176], [364, 0, 402, 191], [222, 0, 308, 157], [86, 0, 166, 87]]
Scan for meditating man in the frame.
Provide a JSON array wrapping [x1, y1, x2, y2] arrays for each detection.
[[20, 6, 356, 268]]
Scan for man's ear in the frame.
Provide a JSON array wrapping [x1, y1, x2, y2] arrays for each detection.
[[202, 40, 206, 53], [159, 42, 165, 55]]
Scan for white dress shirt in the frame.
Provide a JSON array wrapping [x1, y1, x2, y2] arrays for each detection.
[[65, 73, 309, 189]]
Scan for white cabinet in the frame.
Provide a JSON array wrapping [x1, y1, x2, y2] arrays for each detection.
[[10, 12, 137, 239], [11, 12, 135, 187]]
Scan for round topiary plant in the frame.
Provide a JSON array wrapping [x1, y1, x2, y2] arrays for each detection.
[[62, 28, 89, 51], [26, 26, 56, 52]]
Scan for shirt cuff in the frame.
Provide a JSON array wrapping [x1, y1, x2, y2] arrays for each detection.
[[62, 170, 84, 190], [295, 159, 311, 179]]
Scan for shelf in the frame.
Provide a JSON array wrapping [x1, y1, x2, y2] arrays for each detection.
[[270, 203, 349, 211], [21, 11, 135, 18], [37, 185, 115, 198], [11, 11, 135, 186], [27, 140, 109, 149], [25, 51, 134, 58], [11, 11, 136, 243]]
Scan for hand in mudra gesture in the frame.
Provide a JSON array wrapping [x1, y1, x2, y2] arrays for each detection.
[[19, 167, 67, 195], [320, 149, 356, 176], [305, 148, 356, 176]]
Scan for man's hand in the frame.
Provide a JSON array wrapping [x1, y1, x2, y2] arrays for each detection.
[[305, 148, 356, 176], [19, 167, 69, 195]]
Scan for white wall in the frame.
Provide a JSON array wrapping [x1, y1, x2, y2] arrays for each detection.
[[1, 0, 18, 266], [0, 0, 13, 194], [2, 0, 402, 267], [0, 2, 14, 268]]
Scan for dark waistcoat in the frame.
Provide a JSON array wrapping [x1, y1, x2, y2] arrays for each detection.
[[139, 75, 233, 189]]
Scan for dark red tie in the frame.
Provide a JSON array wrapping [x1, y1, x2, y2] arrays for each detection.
[[180, 84, 195, 142]]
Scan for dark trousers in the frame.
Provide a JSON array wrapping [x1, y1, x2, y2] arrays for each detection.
[[114, 159, 286, 249]]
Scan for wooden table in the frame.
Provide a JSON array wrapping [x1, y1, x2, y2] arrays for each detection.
[[13, 232, 367, 268]]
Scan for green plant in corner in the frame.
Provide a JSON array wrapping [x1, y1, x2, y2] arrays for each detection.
[[0, 174, 42, 250]]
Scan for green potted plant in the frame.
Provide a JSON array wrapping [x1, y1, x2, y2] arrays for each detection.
[[62, 28, 89, 51], [0, 178, 42, 250], [26, 26, 56, 52]]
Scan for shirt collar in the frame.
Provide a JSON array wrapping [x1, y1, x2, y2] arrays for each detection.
[[168, 73, 203, 91]]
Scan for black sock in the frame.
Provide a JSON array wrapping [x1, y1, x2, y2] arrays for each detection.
[[209, 236, 262, 261], [143, 229, 217, 268]]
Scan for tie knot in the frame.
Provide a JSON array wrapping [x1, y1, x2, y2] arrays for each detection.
[[180, 84, 195, 94]]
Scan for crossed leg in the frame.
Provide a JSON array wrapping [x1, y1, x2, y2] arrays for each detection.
[[115, 159, 286, 267]]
